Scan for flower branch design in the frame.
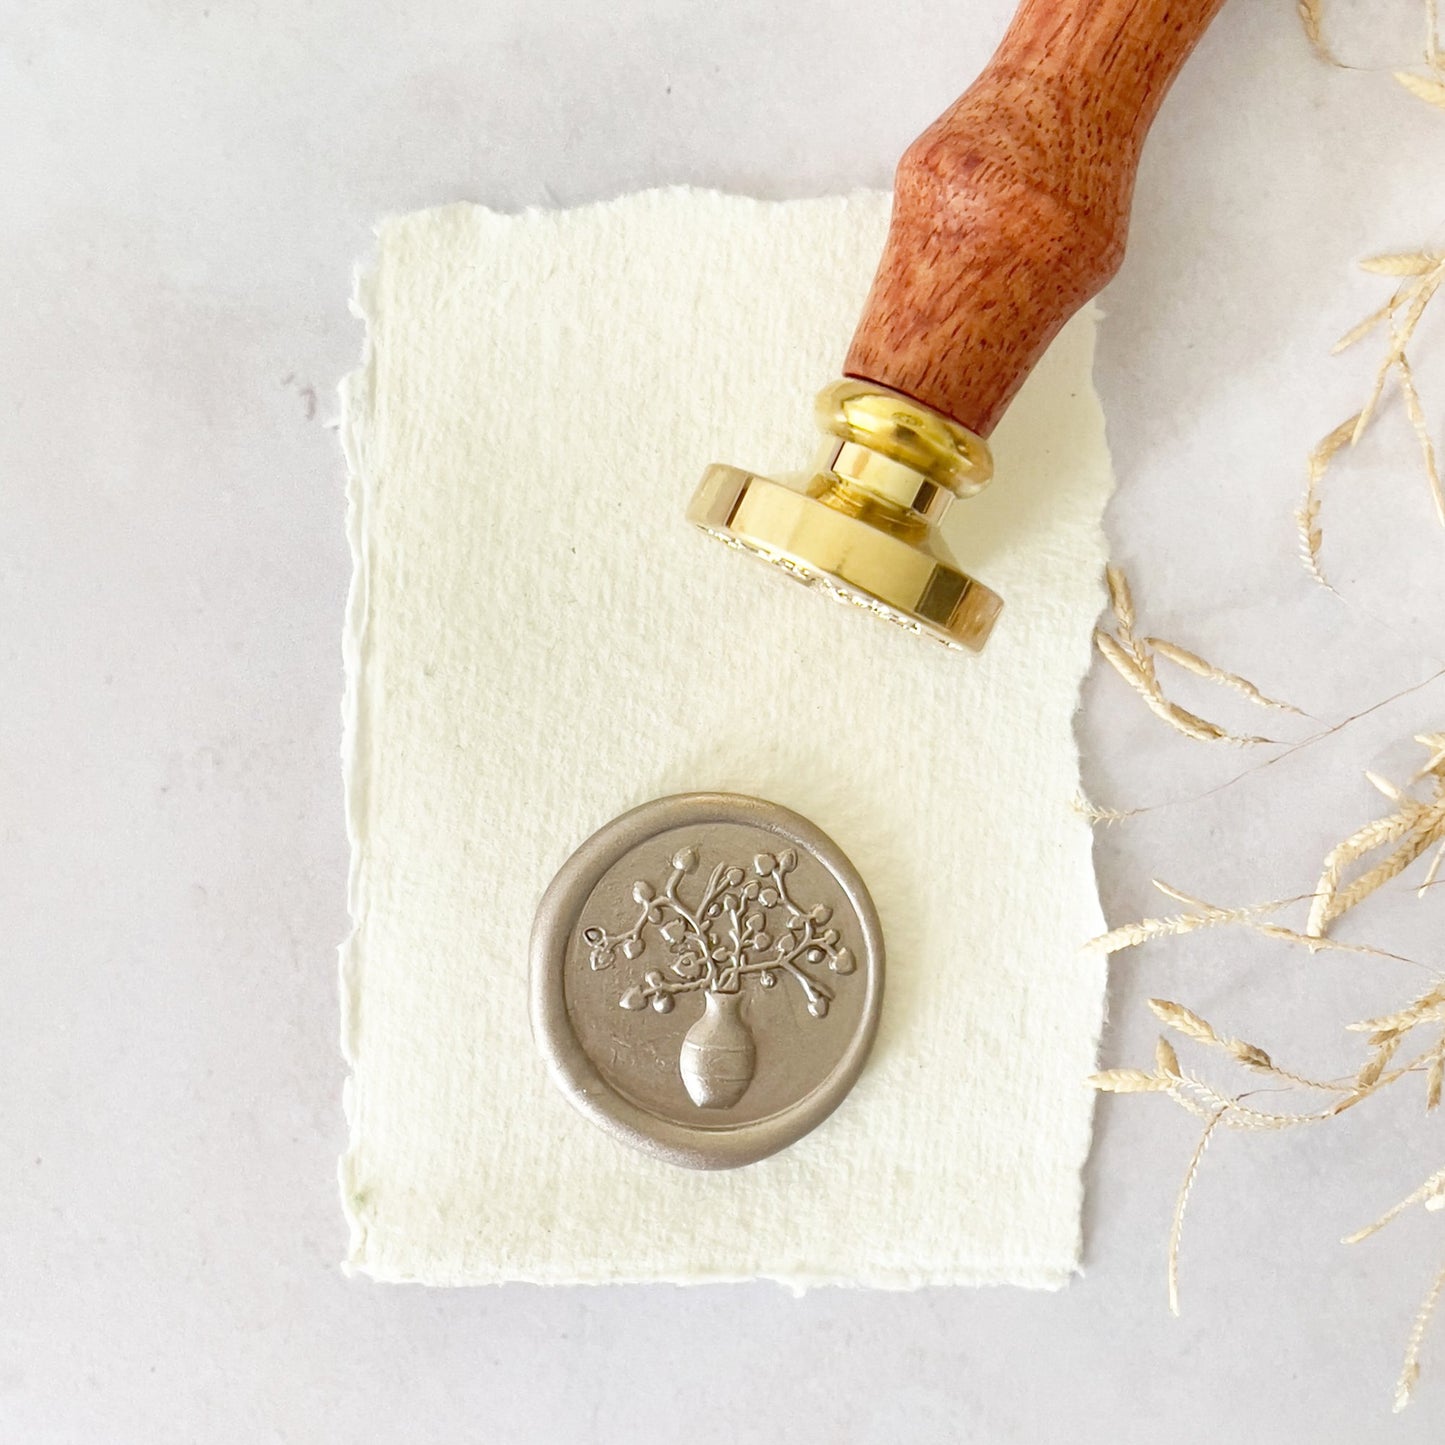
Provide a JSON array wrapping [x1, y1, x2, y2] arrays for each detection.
[[584, 845, 853, 1020]]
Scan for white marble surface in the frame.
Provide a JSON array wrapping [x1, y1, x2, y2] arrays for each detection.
[[4, 1, 1444, 1439]]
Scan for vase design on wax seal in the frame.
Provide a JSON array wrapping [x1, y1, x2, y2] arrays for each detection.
[[677, 990, 755, 1108], [583, 844, 855, 1109]]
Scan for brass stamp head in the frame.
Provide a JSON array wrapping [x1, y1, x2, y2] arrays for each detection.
[[687, 380, 1003, 652]]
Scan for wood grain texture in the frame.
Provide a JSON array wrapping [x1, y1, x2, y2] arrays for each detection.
[[844, 0, 1227, 437]]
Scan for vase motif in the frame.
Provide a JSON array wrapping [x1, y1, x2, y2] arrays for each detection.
[[678, 990, 756, 1108]]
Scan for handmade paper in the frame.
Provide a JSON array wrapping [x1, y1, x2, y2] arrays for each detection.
[[340, 189, 1112, 1288]]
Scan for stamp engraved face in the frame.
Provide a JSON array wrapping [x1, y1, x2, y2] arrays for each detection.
[[531, 795, 885, 1169]]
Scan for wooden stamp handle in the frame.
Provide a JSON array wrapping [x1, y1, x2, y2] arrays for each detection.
[[844, 0, 1227, 437]]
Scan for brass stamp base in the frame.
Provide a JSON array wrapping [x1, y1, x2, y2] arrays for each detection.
[[687, 381, 1003, 653]]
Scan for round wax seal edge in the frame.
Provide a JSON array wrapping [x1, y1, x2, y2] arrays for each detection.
[[528, 791, 885, 1171]]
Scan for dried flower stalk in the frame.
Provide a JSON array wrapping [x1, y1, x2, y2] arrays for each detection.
[[1302, 251, 1445, 583], [1094, 566, 1297, 745], [1297, 0, 1339, 65], [1347, 1165, 1445, 1245], [1396, 70, 1445, 106], [1345, 1166, 1445, 1412], [1308, 754, 1445, 936], [1397, 1264, 1445, 1411], [1169, 1106, 1227, 1315]]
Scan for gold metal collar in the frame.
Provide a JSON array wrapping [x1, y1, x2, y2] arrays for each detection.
[[687, 380, 1002, 652]]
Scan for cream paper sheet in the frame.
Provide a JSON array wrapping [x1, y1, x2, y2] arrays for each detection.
[[339, 189, 1112, 1288]]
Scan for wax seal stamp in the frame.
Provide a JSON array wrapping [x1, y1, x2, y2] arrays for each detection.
[[687, 0, 1226, 652], [530, 793, 884, 1169]]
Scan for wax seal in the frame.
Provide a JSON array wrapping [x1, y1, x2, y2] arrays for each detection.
[[530, 793, 885, 1169]]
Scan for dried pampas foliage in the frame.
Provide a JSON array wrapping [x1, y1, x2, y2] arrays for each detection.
[[1093, 754, 1445, 1404], [1087, 5, 1445, 1408], [1093, 566, 1299, 745], [1091, 736, 1445, 1409], [1308, 749, 1445, 935], [1296, 0, 1337, 65], [1301, 253, 1445, 582], [1299, 3, 1445, 582]]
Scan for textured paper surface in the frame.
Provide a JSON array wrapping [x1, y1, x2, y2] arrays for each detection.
[[340, 189, 1112, 1288]]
